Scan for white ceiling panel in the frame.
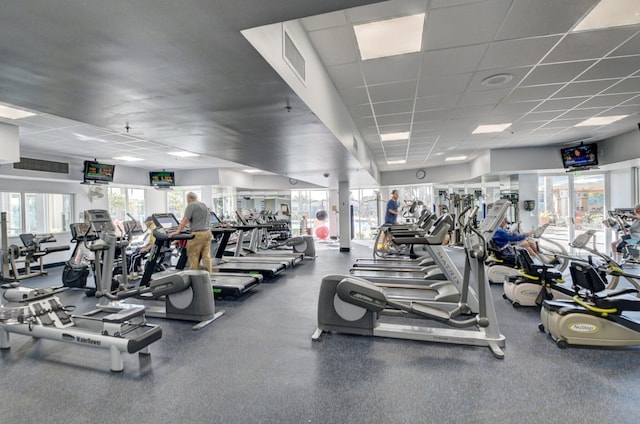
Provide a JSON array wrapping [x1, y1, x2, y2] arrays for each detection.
[[557, 107, 609, 120], [610, 31, 640, 57], [603, 77, 640, 94], [521, 61, 596, 86], [496, 0, 598, 40], [424, 0, 511, 50], [490, 100, 541, 115], [360, 53, 421, 85], [347, 103, 374, 119], [339, 86, 370, 106], [326, 62, 365, 89], [576, 56, 640, 81], [417, 73, 472, 96], [505, 84, 565, 102], [372, 100, 414, 116], [367, 80, 418, 103], [478, 36, 561, 70], [307, 26, 358, 66], [533, 97, 590, 112], [457, 88, 511, 108], [552, 80, 617, 98], [376, 113, 412, 127], [347, 0, 428, 24], [577, 93, 639, 109], [414, 94, 459, 112], [543, 27, 640, 63], [421, 44, 488, 76], [412, 109, 451, 123]]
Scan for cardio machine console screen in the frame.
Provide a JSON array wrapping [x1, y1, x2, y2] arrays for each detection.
[[84, 209, 116, 232], [153, 213, 180, 229]]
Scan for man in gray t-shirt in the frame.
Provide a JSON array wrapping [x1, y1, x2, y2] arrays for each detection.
[[169, 192, 213, 273]]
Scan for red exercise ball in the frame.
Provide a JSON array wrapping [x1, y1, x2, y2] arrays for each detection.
[[315, 226, 329, 239]]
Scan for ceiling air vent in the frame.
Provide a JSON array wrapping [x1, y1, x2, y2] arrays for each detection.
[[13, 157, 70, 174], [284, 31, 306, 83]]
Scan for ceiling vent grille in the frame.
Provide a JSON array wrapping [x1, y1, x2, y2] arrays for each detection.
[[13, 157, 70, 174], [284, 31, 306, 83]]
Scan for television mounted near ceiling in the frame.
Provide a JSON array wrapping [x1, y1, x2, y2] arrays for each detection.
[[560, 143, 598, 171], [149, 171, 175, 188], [83, 160, 115, 184]]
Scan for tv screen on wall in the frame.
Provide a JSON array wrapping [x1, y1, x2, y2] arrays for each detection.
[[560, 143, 598, 169], [83, 160, 115, 183], [149, 171, 175, 187]]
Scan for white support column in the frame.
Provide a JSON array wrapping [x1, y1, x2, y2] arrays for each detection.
[[338, 181, 350, 252]]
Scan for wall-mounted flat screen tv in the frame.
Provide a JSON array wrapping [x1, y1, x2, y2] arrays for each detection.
[[83, 160, 115, 183], [561, 143, 598, 169], [149, 171, 175, 187]]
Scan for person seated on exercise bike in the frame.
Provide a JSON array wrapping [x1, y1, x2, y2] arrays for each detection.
[[492, 219, 538, 257], [128, 216, 156, 280], [611, 204, 640, 262]]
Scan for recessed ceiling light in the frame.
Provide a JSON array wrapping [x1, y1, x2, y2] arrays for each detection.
[[113, 156, 144, 162], [0, 104, 36, 119], [575, 115, 628, 127], [472, 123, 512, 134], [243, 169, 261, 174], [380, 132, 410, 141], [445, 156, 467, 162], [354, 13, 425, 60], [168, 151, 200, 157], [481, 73, 513, 87], [572, 0, 640, 32], [387, 159, 407, 165]]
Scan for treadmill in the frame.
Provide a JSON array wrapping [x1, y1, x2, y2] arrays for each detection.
[[210, 227, 286, 279], [146, 213, 263, 299], [217, 211, 303, 266]]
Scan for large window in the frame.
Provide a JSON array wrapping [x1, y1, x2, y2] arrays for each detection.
[[0, 192, 23, 237], [1, 191, 73, 236], [350, 189, 380, 239], [108, 187, 146, 225], [290, 189, 329, 236], [168, 188, 201, 219]]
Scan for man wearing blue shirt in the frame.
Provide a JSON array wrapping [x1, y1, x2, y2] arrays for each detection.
[[493, 219, 537, 256], [385, 190, 400, 225]]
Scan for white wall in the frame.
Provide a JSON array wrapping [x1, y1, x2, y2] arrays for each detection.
[[608, 168, 633, 209]]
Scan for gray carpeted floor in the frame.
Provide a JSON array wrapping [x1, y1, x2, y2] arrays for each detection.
[[1, 241, 639, 423]]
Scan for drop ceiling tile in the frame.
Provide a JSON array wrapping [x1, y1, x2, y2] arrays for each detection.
[[610, 32, 640, 57], [307, 26, 358, 67], [353, 116, 376, 128], [377, 123, 411, 133], [414, 94, 459, 112], [347, 103, 374, 119], [421, 44, 488, 76], [376, 113, 412, 127], [478, 35, 561, 70], [620, 94, 640, 106], [425, 0, 511, 50], [552, 79, 617, 98], [413, 109, 451, 123], [603, 77, 640, 95], [533, 96, 590, 112], [367, 80, 418, 103], [577, 56, 640, 81], [556, 107, 608, 120], [521, 61, 596, 86], [372, 99, 414, 116], [577, 93, 638, 109], [449, 104, 494, 118], [543, 27, 640, 64], [339, 86, 370, 106], [491, 101, 540, 115], [520, 110, 566, 122], [326, 62, 365, 89], [417, 73, 472, 96], [458, 88, 511, 107], [361, 53, 421, 85], [495, 0, 597, 40], [505, 84, 564, 102]]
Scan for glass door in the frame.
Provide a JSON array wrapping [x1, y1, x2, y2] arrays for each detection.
[[573, 174, 605, 253]]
